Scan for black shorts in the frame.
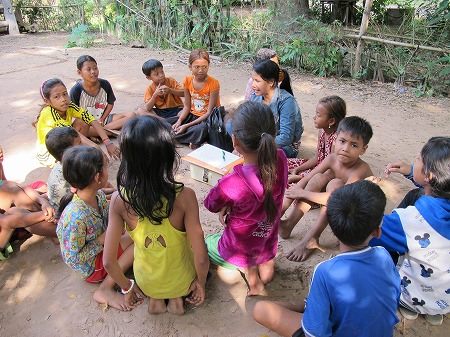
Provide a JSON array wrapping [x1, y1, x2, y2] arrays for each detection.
[[292, 327, 306, 337]]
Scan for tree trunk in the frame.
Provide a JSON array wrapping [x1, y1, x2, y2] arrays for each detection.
[[297, 0, 310, 17], [1, 0, 20, 35], [353, 0, 373, 77]]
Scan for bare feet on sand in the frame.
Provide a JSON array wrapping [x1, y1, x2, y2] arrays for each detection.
[[285, 238, 326, 262], [279, 218, 296, 239], [148, 298, 167, 314], [167, 297, 185, 315], [93, 288, 132, 311]]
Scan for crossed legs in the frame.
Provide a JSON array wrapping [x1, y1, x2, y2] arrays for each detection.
[[283, 178, 345, 262]]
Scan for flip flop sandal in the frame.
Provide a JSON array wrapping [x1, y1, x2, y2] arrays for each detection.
[[425, 314, 443, 326], [0, 243, 13, 261]]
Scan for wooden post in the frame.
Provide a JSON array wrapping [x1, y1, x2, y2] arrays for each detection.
[[1, 0, 20, 35], [353, 0, 373, 77]]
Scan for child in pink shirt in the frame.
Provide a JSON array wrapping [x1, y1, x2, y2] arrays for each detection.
[[204, 101, 288, 296]]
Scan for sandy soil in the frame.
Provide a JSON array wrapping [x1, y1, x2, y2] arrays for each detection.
[[0, 32, 448, 337]]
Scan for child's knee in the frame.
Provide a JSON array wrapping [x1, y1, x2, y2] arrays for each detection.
[[326, 178, 345, 191], [306, 173, 325, 190]]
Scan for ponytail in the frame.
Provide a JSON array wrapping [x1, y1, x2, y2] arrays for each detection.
[[233, 101, 278, 223], [257, 133, 278, 222], [279, 69, 293, 96]]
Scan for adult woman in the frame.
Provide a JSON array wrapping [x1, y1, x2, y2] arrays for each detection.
[[249, 59, 303, 158]]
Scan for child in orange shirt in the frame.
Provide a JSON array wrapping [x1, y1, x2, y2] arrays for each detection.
[[170, 49, 221, 147], [141, 59, 184, 119]]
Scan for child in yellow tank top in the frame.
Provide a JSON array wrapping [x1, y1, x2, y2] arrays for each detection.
[[103, 116, 209, 314]]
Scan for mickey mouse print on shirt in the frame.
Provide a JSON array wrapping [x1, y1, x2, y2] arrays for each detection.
[[414, 233, 431, 248], [420, 264, 434, 278]]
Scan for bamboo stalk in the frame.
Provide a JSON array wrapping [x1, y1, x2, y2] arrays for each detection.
[[353, 0, 373, 76], [345, 34, 450, 53]]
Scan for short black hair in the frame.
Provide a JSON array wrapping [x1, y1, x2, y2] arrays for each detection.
[[45, 127, 79, 162], [142, 59, 163, 76], [337, 116, 373, 145], [76, 55, 97, 70], [326, 180, 386, 246], [421, 136, 450, 199]]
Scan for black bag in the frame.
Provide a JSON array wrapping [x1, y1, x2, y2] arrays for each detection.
[[207, 106, 234, 152]]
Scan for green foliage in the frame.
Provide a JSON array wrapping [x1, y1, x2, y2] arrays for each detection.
[[427, 0, 450, 25], [55, 0, 449, 96], [66, 24, 94, 48], [280, 18, 343, 77]]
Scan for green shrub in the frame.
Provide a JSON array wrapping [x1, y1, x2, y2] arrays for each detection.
[[66, 24, 94, 48]]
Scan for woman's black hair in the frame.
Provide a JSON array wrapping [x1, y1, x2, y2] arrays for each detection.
[[76, 55, 97, 70], [253, 60, 294, 96], [33, 78, 66, 127], [421, 136, 450, 199], [58, 146, 104, 215], [253, 59, 279, 88], [232, 101, 278, 222], [279, 69, 294, 96], [117, 116, 182, 224]]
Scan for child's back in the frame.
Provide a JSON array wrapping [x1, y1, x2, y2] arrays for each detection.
[[204, 101, 288, 295], [105, 116, 209, 314], [205, 148, 287, 266], [126, 186, 196, 299], [253, 180, 399, 337], [303, 180, 400, 336], [303, 246, 399, 336]]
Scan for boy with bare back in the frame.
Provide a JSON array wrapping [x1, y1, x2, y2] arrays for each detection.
[[280, 116, 373, 262]]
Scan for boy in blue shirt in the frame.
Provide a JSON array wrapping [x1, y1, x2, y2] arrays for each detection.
[[253, 180, 400, 337], [371, 136, 450, 326]]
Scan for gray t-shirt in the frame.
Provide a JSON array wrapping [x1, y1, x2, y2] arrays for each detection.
[[47, 162, 71, 211]]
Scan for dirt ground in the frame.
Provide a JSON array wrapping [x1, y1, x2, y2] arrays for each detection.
[[0, 32, 449, 337]]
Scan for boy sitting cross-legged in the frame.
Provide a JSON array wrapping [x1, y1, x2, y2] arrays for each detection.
[[280, 116, 373, 261], [139, 59, 184, 119], [253, 180, 401, 337]]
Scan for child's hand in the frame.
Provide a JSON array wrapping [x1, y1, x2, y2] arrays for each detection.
[[384, 160, 411, 177], [172, 119, 182, 131], [218, 206, 230, 226], [285, 184, 306, 200], [154, 83, 166, 97], [175, 124, 188, 135], [124, 284, 145, 309], [41, 201, 55, 222], [288, 174, 301, 184], [159, 85, 170, 96], [106, 143, 121, 160], [186, 278, 206, 306], [289, 166, 302, 175]]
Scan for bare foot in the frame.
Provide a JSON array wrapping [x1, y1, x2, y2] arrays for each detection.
[[247, 283, 268, 297], [167, 297, 185, 315], [148, 298, 167, 314], [93, 288, 131, 311], [286, 237, 325, 262], [279, 218, 296, 239]]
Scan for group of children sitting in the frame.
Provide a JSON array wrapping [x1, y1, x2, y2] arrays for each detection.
[[0, 47, 448, 336]]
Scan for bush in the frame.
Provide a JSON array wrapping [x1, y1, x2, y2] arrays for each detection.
[[66, 24, 94, 48]]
